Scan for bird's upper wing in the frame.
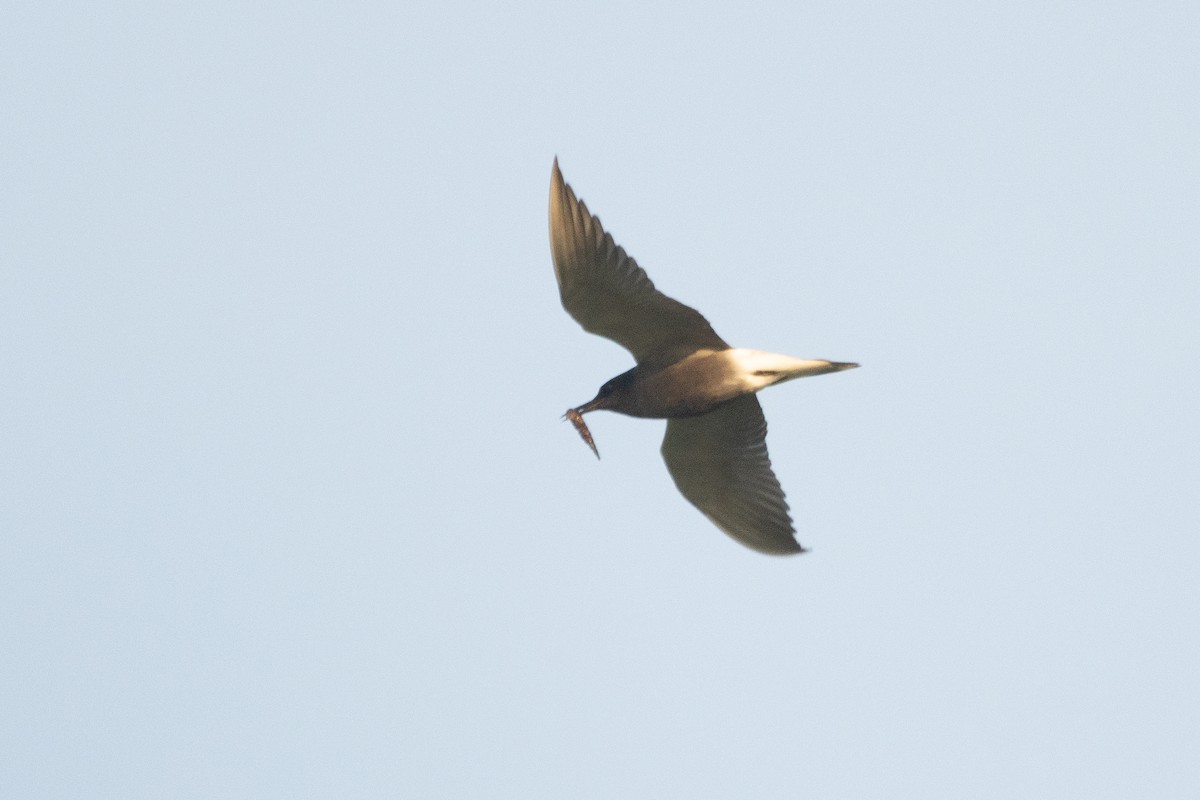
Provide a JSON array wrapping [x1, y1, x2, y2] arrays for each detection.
[[661, 394, 802, 555], [549, 159, 728, 366]]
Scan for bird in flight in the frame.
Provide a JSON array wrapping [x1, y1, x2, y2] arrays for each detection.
[[549, 159, 857, 555]]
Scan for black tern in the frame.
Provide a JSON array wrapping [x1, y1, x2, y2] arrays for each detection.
[[549, 159, 857, 555]]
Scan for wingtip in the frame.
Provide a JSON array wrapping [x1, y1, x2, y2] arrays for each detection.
[[749, 540, 806, 556], [550, 157, 566, 200], [737, 531, 807, 556]]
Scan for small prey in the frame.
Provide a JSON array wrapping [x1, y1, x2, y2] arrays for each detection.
[[563, 407, 599, 459]]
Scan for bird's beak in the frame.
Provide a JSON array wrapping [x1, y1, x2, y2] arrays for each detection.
[[573, 395, 606, 415]]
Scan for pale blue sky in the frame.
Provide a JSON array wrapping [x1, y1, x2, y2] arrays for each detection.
[[3, 2, 1199, 797]]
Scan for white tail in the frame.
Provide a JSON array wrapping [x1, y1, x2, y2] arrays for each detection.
[[726, 349, 859, 392]]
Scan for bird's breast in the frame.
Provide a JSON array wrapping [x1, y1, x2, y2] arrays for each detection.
[[630, 350, 748, 418]]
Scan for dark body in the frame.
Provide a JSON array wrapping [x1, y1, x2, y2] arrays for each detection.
[[594, 350, 746, 419]]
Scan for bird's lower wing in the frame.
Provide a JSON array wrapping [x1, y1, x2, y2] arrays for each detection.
[[661, 395, 802, 555]]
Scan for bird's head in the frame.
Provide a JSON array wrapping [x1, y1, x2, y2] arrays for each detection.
[[574, 376, 622, 415], [562, 369, 640, 459]]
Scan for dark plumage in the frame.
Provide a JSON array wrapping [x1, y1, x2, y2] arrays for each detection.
[[549, 159, 857, 554]]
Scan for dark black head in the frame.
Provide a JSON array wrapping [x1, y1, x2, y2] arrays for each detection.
[[574, 368, 638, 415]]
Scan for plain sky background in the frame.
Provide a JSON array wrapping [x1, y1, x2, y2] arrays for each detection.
[[3, 2, 1198, 797]]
